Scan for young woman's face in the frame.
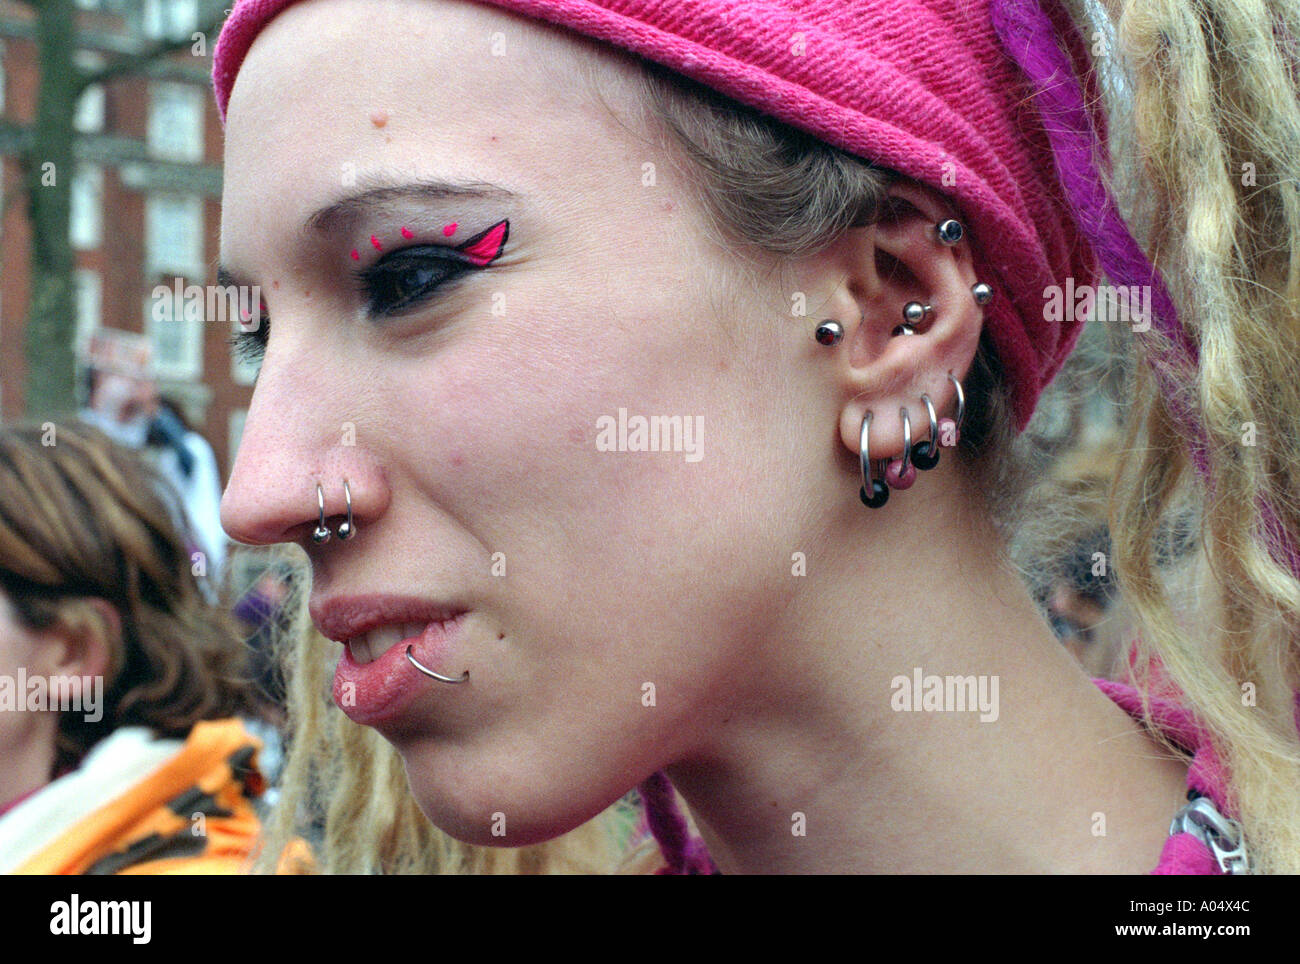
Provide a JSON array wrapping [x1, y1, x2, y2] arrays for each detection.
[[219, 0, 828, 845]]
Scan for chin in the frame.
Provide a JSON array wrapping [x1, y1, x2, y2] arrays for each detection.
[[398, 747, 601, 849]]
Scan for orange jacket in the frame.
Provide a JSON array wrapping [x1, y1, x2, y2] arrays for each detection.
[[1, 718, 309, 874]]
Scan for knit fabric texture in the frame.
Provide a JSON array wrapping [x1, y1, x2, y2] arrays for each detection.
[[212, 0, 1110, 432]]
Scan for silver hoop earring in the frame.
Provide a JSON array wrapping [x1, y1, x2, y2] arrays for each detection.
[[312, 482, 331, 543], [897, 406, 912, 476], [859, 411, 888, 509], [948, 371, 966, 431], [336, 478, 356, 540], [912, 393, 941, 470], [405, 646, 469, 684]]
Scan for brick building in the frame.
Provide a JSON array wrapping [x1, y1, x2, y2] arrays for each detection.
[[0, 0, 256, 485]]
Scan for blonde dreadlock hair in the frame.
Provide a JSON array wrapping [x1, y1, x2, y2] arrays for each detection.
[[1102, 0, 1300, 873]]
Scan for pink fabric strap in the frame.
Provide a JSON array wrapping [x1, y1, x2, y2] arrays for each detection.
[[1093, 677, 1230, 875]]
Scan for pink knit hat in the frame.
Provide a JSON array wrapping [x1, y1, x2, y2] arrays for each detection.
[[212, 0, 1111, 432]]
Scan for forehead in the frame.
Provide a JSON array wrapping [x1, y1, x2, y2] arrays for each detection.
[[220, 0, 643, 254]]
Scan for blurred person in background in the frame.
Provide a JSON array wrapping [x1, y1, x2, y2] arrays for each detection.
[[0, 421, 288, 874], [1021, 435, 1131, 680], [145, 396, 230, 583], [77, 331, 229, 589], [1046, 528, 1124, 678]]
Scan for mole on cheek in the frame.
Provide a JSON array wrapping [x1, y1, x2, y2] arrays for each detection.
[[371, 109, 388, 128]]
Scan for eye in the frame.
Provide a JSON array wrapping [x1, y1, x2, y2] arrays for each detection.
[[223, 245, 477, 365], [359, 246, 472, 317], [228, 312, 270, 365]]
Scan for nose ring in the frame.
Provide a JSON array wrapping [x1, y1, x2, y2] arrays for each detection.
[[336, 478, 355, 540], [312, 480, 358, 543], [312, 482, 331, 543]]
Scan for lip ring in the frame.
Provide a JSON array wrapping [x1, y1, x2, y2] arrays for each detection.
[[405, 645, 469, 684]]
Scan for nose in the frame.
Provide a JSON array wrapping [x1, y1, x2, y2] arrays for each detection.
[[220, 358, 385, 549]]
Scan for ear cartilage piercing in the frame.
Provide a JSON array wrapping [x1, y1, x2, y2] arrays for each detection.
[[335, 478, 356, 540], [912, 393, 941, 470], [936, 219, 964, 245], [406, 645, 470, 684], [859, 411, 889, 509], [892, 323, 916, 337], [972, 282, 994, 305], [814, 319, 844, 346], [312, 482, 332, 544], [902, 301, 932, 324]]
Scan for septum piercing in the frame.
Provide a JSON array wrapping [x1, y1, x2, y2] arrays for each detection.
[[405, 645, 470, 684]]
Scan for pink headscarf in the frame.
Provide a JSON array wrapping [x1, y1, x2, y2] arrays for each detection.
[[212, 0, 1111, 432]]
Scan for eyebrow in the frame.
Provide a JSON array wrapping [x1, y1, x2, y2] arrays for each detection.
[[217, 176, 519, 288], [306, 176, 518, 235]]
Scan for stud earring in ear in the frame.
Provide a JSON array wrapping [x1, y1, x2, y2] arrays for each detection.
[[814, 319, 844, 346], [936, 219, 964, 245], [902, 301, 932, 324]]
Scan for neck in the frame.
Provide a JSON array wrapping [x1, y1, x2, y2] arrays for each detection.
[[666, 463, 1189, 873], [0, 730, 57, 815]]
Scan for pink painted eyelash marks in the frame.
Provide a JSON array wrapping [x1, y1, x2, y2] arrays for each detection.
[[393, 220, 505, 262], [452, 219, 509, 266], [356, 219, 509, 264]]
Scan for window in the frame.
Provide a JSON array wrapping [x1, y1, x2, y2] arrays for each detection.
[[145, 287, 204, 380], [74, 270, 102, 348], [74, 84, 106, 133], [70, 165, 103, 249], [148, 82, 204, 162], [143, 0, 198, 40], [145, 193, 204, 278]]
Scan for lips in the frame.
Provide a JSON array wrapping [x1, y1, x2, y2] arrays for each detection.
[[309, 594, 470, 727], [310, 593, 465, 645]]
